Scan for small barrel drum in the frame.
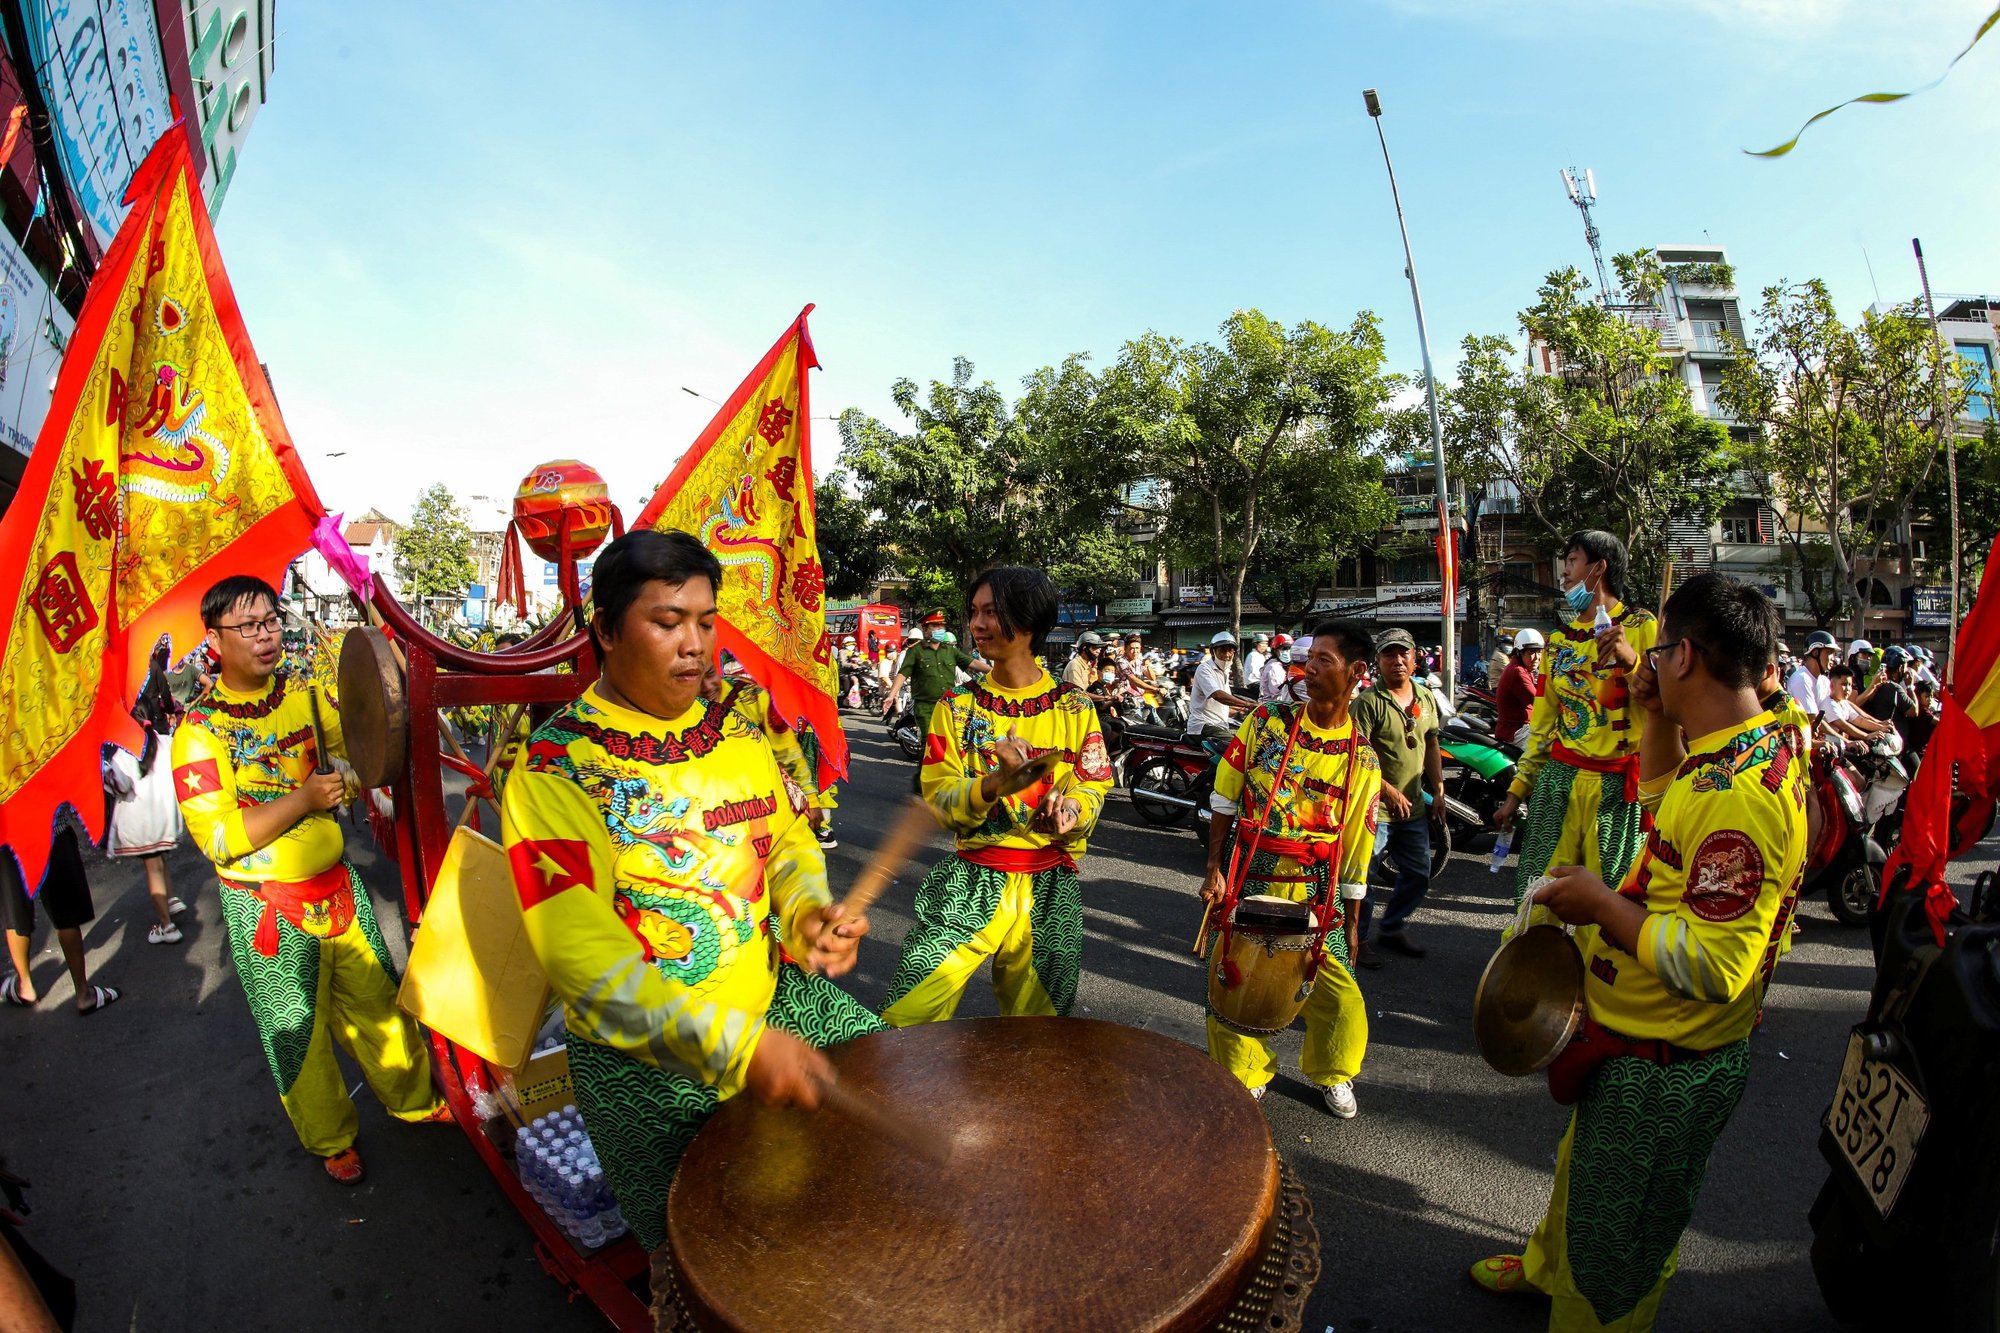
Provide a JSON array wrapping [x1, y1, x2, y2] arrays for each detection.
[[1207, 894, 1317, 1038], [657, 1017, 1319, 1332]]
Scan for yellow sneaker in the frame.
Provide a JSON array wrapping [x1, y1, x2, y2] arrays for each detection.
[[1469, 1254, 1532, 1295]]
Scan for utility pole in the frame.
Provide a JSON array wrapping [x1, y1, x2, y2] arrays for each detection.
[[1912, 238, 1960, 685], [1364, 87, 1456, 693], [1561, 168, 1612, 302]]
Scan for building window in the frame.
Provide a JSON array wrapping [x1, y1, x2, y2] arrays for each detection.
[[1720, 515, 1753, 544], [1957, 342, 1995, 423]]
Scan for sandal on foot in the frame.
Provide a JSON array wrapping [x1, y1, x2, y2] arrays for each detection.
[[148, 923, 183, 945], [413, 1102, 455, 1125], [76, 984, 122, 1015], [0, 976, 32, 1007], [323, 1148, 366, 1185], [1469, 1254, 1534, 1295], [166, 896, 188, 917]]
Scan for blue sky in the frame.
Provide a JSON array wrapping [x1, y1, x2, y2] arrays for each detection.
[[212, 0, 2000, 526]]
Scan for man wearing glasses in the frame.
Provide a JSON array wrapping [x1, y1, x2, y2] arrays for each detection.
[[172, 576, 442, 1187], [1471, 573, 1809, 1330]]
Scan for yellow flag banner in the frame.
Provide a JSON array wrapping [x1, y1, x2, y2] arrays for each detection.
[[633, 306, 846, 782], [0, 127, 324, 886]]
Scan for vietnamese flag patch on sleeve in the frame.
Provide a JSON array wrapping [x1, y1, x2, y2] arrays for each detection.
[[508, 838, 596, 910], [173, 759, 221, 804]]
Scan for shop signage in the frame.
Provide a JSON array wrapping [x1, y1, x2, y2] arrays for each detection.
[[26, 0, 175, 250], [0, 224, 72, 454], [1106, 596, 1154, 617], [1907, 586, 1953, 629], [1057, 602, 1098, 625], [1177, 585, 1214, 608]]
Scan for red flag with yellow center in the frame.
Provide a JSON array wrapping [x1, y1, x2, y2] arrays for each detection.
[[0, 128, 324, 886], [1881, 532, 2000, 943], [633, 306, 846, 784]]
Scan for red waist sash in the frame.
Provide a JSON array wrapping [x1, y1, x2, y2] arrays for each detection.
[[220, 862, 354, 958], [961, 844, 1076, 874], [1232, 824, 1337, 864], [1550, 743, 1641, 803]]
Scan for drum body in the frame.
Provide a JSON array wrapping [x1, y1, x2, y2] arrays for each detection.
[[661, 1017, 1319, 1332], [1207, 894, 1316, 1038]]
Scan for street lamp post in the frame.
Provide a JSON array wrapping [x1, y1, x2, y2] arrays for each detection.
[[1364, 87, 1456, 694]]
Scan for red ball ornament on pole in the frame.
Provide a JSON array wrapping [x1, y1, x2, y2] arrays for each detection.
[[496, 459, 622, 619]]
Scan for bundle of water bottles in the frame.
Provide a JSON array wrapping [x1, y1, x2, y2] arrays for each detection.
[[514, 1105, 629, 1248]]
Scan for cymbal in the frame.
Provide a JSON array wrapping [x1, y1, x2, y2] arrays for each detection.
[[1473, 924, 1585, 1077]]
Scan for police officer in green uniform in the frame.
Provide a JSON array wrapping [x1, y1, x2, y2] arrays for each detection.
[[884, 610, 988, 790]]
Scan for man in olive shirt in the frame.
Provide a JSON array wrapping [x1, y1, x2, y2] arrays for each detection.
[[1349, 628, 1444, 963], [883, 609, 988, 789]]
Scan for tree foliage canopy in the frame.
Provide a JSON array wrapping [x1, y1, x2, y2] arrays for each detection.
[[395, 483, 477, 614]]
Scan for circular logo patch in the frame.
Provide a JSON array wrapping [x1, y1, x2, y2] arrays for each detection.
[[1684, 828, 1766, 923]]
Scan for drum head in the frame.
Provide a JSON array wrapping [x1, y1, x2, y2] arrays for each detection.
[[667, 1018, 1281, 1332], [1234, 894, 1311, 933], [338, 627, 406, 788], [1473, 925, 1585, 1077]]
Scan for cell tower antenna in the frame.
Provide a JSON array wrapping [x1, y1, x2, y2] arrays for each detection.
[[1560, 167, 1614, 302]]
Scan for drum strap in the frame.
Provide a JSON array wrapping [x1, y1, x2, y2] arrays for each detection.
[[1218, 709, 1356, 970]]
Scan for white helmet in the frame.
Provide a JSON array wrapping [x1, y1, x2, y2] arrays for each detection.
[[1849, 638, 1875, 658], [1513, 628, 1545, 650], [1210, 631, 1237, 647], [903, 627, 922, 643]]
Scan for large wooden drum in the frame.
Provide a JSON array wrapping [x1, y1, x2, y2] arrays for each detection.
[[658, 1017, 1319, 1332]]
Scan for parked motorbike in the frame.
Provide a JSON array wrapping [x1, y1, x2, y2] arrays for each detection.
[[1455, 681, 1501, 728], [1808, 857, 2000, 1328], [1126, 725, 1222, 839], [1808, 734, 1909, 928], [1439, 714, 1521, 855]]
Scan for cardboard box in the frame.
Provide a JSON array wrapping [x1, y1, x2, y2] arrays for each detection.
[[398, 827, 552, 1070], [494, 1043, 574, 1129]]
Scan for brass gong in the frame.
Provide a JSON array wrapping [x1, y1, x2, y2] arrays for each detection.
[[338, 627, 407, 787], [1472, 924, 1586, 1077]]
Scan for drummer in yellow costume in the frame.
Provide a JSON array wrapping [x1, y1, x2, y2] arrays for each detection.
[[501, 531, 878, 1256], [1472, 574, 1809, 1331], [173, 576, 442, 1186], [882, 566, 1113, 1027], [1494, 530, 1659, 919], [1201, 621, 1383, 1119]]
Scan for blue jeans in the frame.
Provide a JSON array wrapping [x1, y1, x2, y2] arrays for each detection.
[[1361, 815, 1431, 940]]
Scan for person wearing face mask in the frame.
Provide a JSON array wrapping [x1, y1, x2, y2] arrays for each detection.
[[1063, 631, 1108, 690], [1491, 531, 1659, 920]]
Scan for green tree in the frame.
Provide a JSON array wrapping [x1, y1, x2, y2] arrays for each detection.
[[837, 356, 1144, 611], [813, 469, 889, 602], [1108, 309, 1397, 639], [1720, 282, 1973, 625], [1243, 446, 1397, 630], [395, 483, 476, 625], [1446, 264, 1742, 602]]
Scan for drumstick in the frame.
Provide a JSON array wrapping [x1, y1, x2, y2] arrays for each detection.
[[308, 687, 334, 776], [1192, 900, 1214, 957], [813, 1071, 953, 1166], [839, 797, 940, 917]]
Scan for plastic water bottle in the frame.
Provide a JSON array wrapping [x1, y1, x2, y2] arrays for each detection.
[[1490, 828, 1513, 874], [1593, 603, 1613, 635]]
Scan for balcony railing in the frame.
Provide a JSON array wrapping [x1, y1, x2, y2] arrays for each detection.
[[1689, 319, 1737, 355]]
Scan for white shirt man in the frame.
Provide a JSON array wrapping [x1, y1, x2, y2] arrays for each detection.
[[1243, 638, 1270, 685], [1786, 634, 1836, 717], [1187, 634, 1257, 736]]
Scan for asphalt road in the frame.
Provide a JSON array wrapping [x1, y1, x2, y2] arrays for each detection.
[[2, 712, 1926, 1333]]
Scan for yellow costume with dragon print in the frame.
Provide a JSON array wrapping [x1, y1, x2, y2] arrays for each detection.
[[173, 670, 439, 1157], [500, 682, 881, 1253], [1509, 602, 1659, 920], [880, 672, 1112, 1027], [1205, 704, 1382, 1093], [1511, 708, 1808, 1332]]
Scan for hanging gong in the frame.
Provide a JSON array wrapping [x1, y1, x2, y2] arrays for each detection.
[[339, 627, 407, 788], [1472, 924, 1586, 1077]]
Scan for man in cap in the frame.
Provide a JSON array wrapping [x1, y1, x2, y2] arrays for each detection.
[[1243, 633, 1272, 686], [1063, 630, 1108, 690], [1496, 629, 1544, 745], [1349, 628, 1444, 961], [884, 611, 988, 791], [1785, 631, 1837, 717], [1259, 633, 1295, 701], [1186, 631, 1260, 743], [1487, 637, 1513, 690]]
